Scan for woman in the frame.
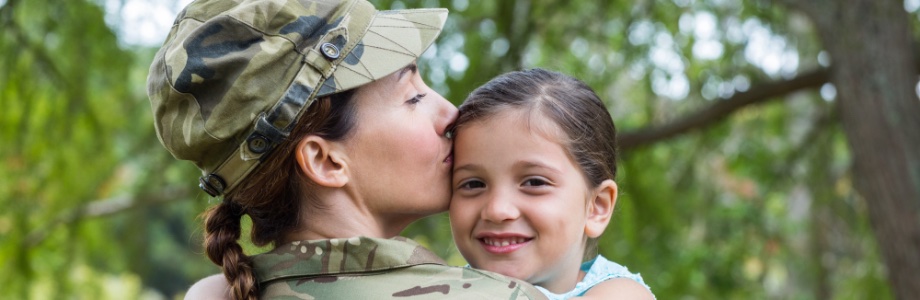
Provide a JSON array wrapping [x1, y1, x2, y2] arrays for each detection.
[[147, 0, 546, 299]]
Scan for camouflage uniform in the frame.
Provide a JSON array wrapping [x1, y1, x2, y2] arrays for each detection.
[[253, 236, 547, 299], [148, 1, 548, 298]]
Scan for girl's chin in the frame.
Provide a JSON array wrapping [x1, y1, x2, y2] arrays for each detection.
[[476, 261, 529, 278]]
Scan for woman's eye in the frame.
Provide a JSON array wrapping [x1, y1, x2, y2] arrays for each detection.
[[522, 178, 549, 187], [458, 180, 486, 190], [406, 93, 427, 105]]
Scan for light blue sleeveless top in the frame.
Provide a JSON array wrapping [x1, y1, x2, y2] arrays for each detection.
[[534, 255, 654, 300]]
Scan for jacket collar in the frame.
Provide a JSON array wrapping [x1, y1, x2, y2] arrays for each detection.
[[253, 236, 446, 284]]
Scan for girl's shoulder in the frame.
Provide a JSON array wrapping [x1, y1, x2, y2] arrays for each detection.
[[535, 255, 653, 300], [584, 256, 645, 284], [580, 255, 654, 298], [580, 278, 655, 300]]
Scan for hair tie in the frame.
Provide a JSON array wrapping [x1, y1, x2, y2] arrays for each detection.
[[223, 199, 246, 218]]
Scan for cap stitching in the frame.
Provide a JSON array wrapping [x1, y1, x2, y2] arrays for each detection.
[[339, 52, 376, 81], [373, 17, 441, 30], [360, 43, 414, 56], [378, 8, 445, 15], [225, 15, 304, 55], [372, 24, 441, 30], [333, 75, 343, 90], [338, 63, 375, 81], [364, 29, 415, 57]]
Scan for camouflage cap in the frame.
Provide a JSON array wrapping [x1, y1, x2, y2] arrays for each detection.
[[147, 0, 447, 197]]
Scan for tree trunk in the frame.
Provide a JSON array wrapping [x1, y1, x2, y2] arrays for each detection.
[[782, 0, 920, 298]]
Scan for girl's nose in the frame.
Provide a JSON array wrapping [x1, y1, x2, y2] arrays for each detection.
[[480, 190, 520, 223]]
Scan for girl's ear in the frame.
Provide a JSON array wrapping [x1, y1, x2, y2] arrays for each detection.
[[585, 179, 617, 238], [295, 136, 349, 188]]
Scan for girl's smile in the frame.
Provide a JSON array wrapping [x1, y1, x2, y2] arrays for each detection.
[[476, 232, 534, 254]]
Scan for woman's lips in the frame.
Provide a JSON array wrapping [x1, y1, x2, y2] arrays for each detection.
[[444, 151, 453, 164]]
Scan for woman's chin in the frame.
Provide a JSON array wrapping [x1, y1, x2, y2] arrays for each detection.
[[422, 190, 451, 212], [396, 200, 449, 219]]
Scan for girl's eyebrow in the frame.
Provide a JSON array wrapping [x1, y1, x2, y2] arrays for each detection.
[[514, 160, 563, 175], [453, 163, 480, 174], [397, 63, 418, 80]]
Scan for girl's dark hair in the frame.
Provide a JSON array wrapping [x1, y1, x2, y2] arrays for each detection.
[[457, 68, 617, 260], [202, 90, 357, 300], [458, 68, 617, 184]]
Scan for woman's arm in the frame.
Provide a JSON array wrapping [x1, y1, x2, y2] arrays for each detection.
[[184, 274, 232, 300], [577, 278, 654, 300]]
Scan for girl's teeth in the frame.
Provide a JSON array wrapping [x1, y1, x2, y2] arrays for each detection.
[[484, 238, 528, 246]]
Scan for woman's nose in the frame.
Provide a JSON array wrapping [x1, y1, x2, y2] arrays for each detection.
[[434, 94, 458, 137]]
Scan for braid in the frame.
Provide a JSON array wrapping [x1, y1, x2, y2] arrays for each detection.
[[204, 201, 258, 300], [196, 91, 358, 298]]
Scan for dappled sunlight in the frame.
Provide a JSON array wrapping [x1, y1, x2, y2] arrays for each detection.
[[742, 18, 800, 78], [104, 0, 192, 47]]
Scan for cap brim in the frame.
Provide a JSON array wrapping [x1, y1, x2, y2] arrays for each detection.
[[327, 8, 447, 93]]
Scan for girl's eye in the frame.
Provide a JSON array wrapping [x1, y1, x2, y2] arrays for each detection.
[[522, 178, 550, 187], [458, 179, 486, 190], [406, 93, 427, 105]]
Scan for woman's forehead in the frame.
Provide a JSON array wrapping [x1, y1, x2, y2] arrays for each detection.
[[352, 66, 418, 104]]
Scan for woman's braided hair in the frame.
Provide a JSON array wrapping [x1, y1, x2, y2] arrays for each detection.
[[202, 90, 357, 299]]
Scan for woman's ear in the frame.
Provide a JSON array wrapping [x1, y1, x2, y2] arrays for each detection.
[[295, 136, 349, 188], [585, 179, 617, 238]]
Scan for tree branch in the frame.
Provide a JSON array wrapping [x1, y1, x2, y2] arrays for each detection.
[[24, 187, 192, 248], [618, 69, 830, 151]]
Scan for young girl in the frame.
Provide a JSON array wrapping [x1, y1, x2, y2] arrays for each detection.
[[449, 68, 654, 299]]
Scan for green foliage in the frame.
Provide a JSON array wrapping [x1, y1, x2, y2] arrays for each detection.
[[398, 0, 894, 299], [1, 0, 903, 298], [0, 0, 214, 298]]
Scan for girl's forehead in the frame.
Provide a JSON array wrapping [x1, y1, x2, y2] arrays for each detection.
[[463, 107, 567, 142], [457, 107, 584, 173]]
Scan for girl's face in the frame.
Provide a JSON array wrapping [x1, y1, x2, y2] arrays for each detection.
[[344, 63, 457, 224], [449, 110, 592, 293]]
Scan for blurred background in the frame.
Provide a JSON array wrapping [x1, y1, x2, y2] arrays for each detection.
[[2, 0, 919, 299]]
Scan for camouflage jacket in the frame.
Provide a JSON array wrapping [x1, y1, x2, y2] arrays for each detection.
[[252, 236, 547, 299]]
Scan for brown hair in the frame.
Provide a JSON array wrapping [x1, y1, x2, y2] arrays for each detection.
[[202, 90, 357, 299], [457, 68, 617, 259]]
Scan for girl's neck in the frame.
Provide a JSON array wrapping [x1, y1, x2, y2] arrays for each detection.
[[533, 247, 591, 294]]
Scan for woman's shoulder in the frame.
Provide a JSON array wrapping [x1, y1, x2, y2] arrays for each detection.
[[180, 267, 548, 299], [440, 265, 548, 299], [258, 263, 548, 299], [252, 236, 547, 299], [184, 274, 230, 300]]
